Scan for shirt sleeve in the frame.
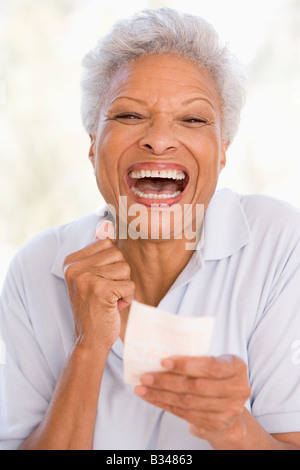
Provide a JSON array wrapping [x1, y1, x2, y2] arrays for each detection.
[[0, 256, 56, 450], [248, 236, 300, 434]]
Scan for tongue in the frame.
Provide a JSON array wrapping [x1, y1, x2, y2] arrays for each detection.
[[135, 178, 179, 195]]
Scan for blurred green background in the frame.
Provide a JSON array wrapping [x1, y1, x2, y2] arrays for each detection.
[[1, 0, 300, 288]]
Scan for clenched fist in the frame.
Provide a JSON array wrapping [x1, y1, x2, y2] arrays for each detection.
[[63, 238, 135, 352]]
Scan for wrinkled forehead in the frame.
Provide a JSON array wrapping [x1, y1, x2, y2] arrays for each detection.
[[103, 54, 222, 114]]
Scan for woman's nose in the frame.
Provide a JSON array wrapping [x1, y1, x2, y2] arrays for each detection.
[[138, 117, 179, 155]]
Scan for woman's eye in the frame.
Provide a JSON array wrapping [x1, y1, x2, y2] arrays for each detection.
[[182, 117, 207, 124], [114, 113, 143, 121]]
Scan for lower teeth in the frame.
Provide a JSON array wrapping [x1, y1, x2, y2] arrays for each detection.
[[131, 187, 181, 199]]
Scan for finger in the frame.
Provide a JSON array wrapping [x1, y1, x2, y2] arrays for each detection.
[[140, 372, 238, 398], [142, 399, 191, 421], [152, 402, 238, 438], [117, 296, 134, 311], [134, 385, 230, 413], [161, 355, 246, 380], [64, 246, 125, 279], [141, 399, 208, 427], [63, 238, 116, 268], [104, 279, 135, 305], [89, 261, 131, 281], [95, 221, 115, 240]]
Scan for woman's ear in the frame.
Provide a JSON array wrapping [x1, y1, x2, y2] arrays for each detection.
[[220, 141, 229, 173], [88, 134, 96, 169]]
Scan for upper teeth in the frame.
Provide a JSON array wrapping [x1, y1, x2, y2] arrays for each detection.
[[129, 169, 186, 180]]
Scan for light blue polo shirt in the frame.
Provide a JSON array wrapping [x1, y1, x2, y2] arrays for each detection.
[[1, 189, 300, 450]]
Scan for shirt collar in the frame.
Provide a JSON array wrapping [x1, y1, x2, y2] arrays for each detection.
[[51, 189, 251, 280], [164, 189, 251, 292], [51, 213, 101, 279], [202, 188, 251, 261]]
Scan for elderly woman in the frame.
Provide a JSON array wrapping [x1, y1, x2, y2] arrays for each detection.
[[1, 8, 300, 451]]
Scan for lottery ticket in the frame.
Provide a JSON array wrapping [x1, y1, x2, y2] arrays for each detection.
[[123, 300, 215, 384]]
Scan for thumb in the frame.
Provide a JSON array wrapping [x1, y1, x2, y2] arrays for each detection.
[[95, 221, 132, 311], [117, 295, 134, 312], [95, 220, 116, 241]]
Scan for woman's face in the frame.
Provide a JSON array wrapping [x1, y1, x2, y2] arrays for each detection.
[[89, 54, 228, 240]]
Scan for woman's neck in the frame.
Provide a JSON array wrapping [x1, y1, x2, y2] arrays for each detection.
[[116, 237, 194, 307]]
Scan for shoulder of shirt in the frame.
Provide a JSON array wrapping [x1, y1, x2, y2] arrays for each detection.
[[8, 212, 99, 274], [237, 191, 300, 230], [231, 191, 300, 256], [201, 189, 300, 265]]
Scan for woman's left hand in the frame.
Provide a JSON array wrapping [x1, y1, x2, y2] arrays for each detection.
[[134, 355, 251, 446]]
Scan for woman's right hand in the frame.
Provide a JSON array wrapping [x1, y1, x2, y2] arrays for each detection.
[[63, 238, 135, 353]]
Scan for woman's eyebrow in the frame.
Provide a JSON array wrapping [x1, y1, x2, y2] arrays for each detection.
[[110, 96, 147, 105], [110, 95, 217, 111], [182, 96, 217, 110]]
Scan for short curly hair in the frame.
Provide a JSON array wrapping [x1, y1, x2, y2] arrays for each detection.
[[80, 8, 247, 143]]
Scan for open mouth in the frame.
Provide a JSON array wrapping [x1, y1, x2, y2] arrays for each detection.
[[126, 162, 189, 206]]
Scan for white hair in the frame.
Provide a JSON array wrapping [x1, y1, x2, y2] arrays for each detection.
[[80, 8, 247, 143]]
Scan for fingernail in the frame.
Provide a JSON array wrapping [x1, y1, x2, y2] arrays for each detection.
[[161, 359, 174, 370], [141, 374, 154, 386], [95, 221, 115, 240], [134, 386, 147, 397]]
